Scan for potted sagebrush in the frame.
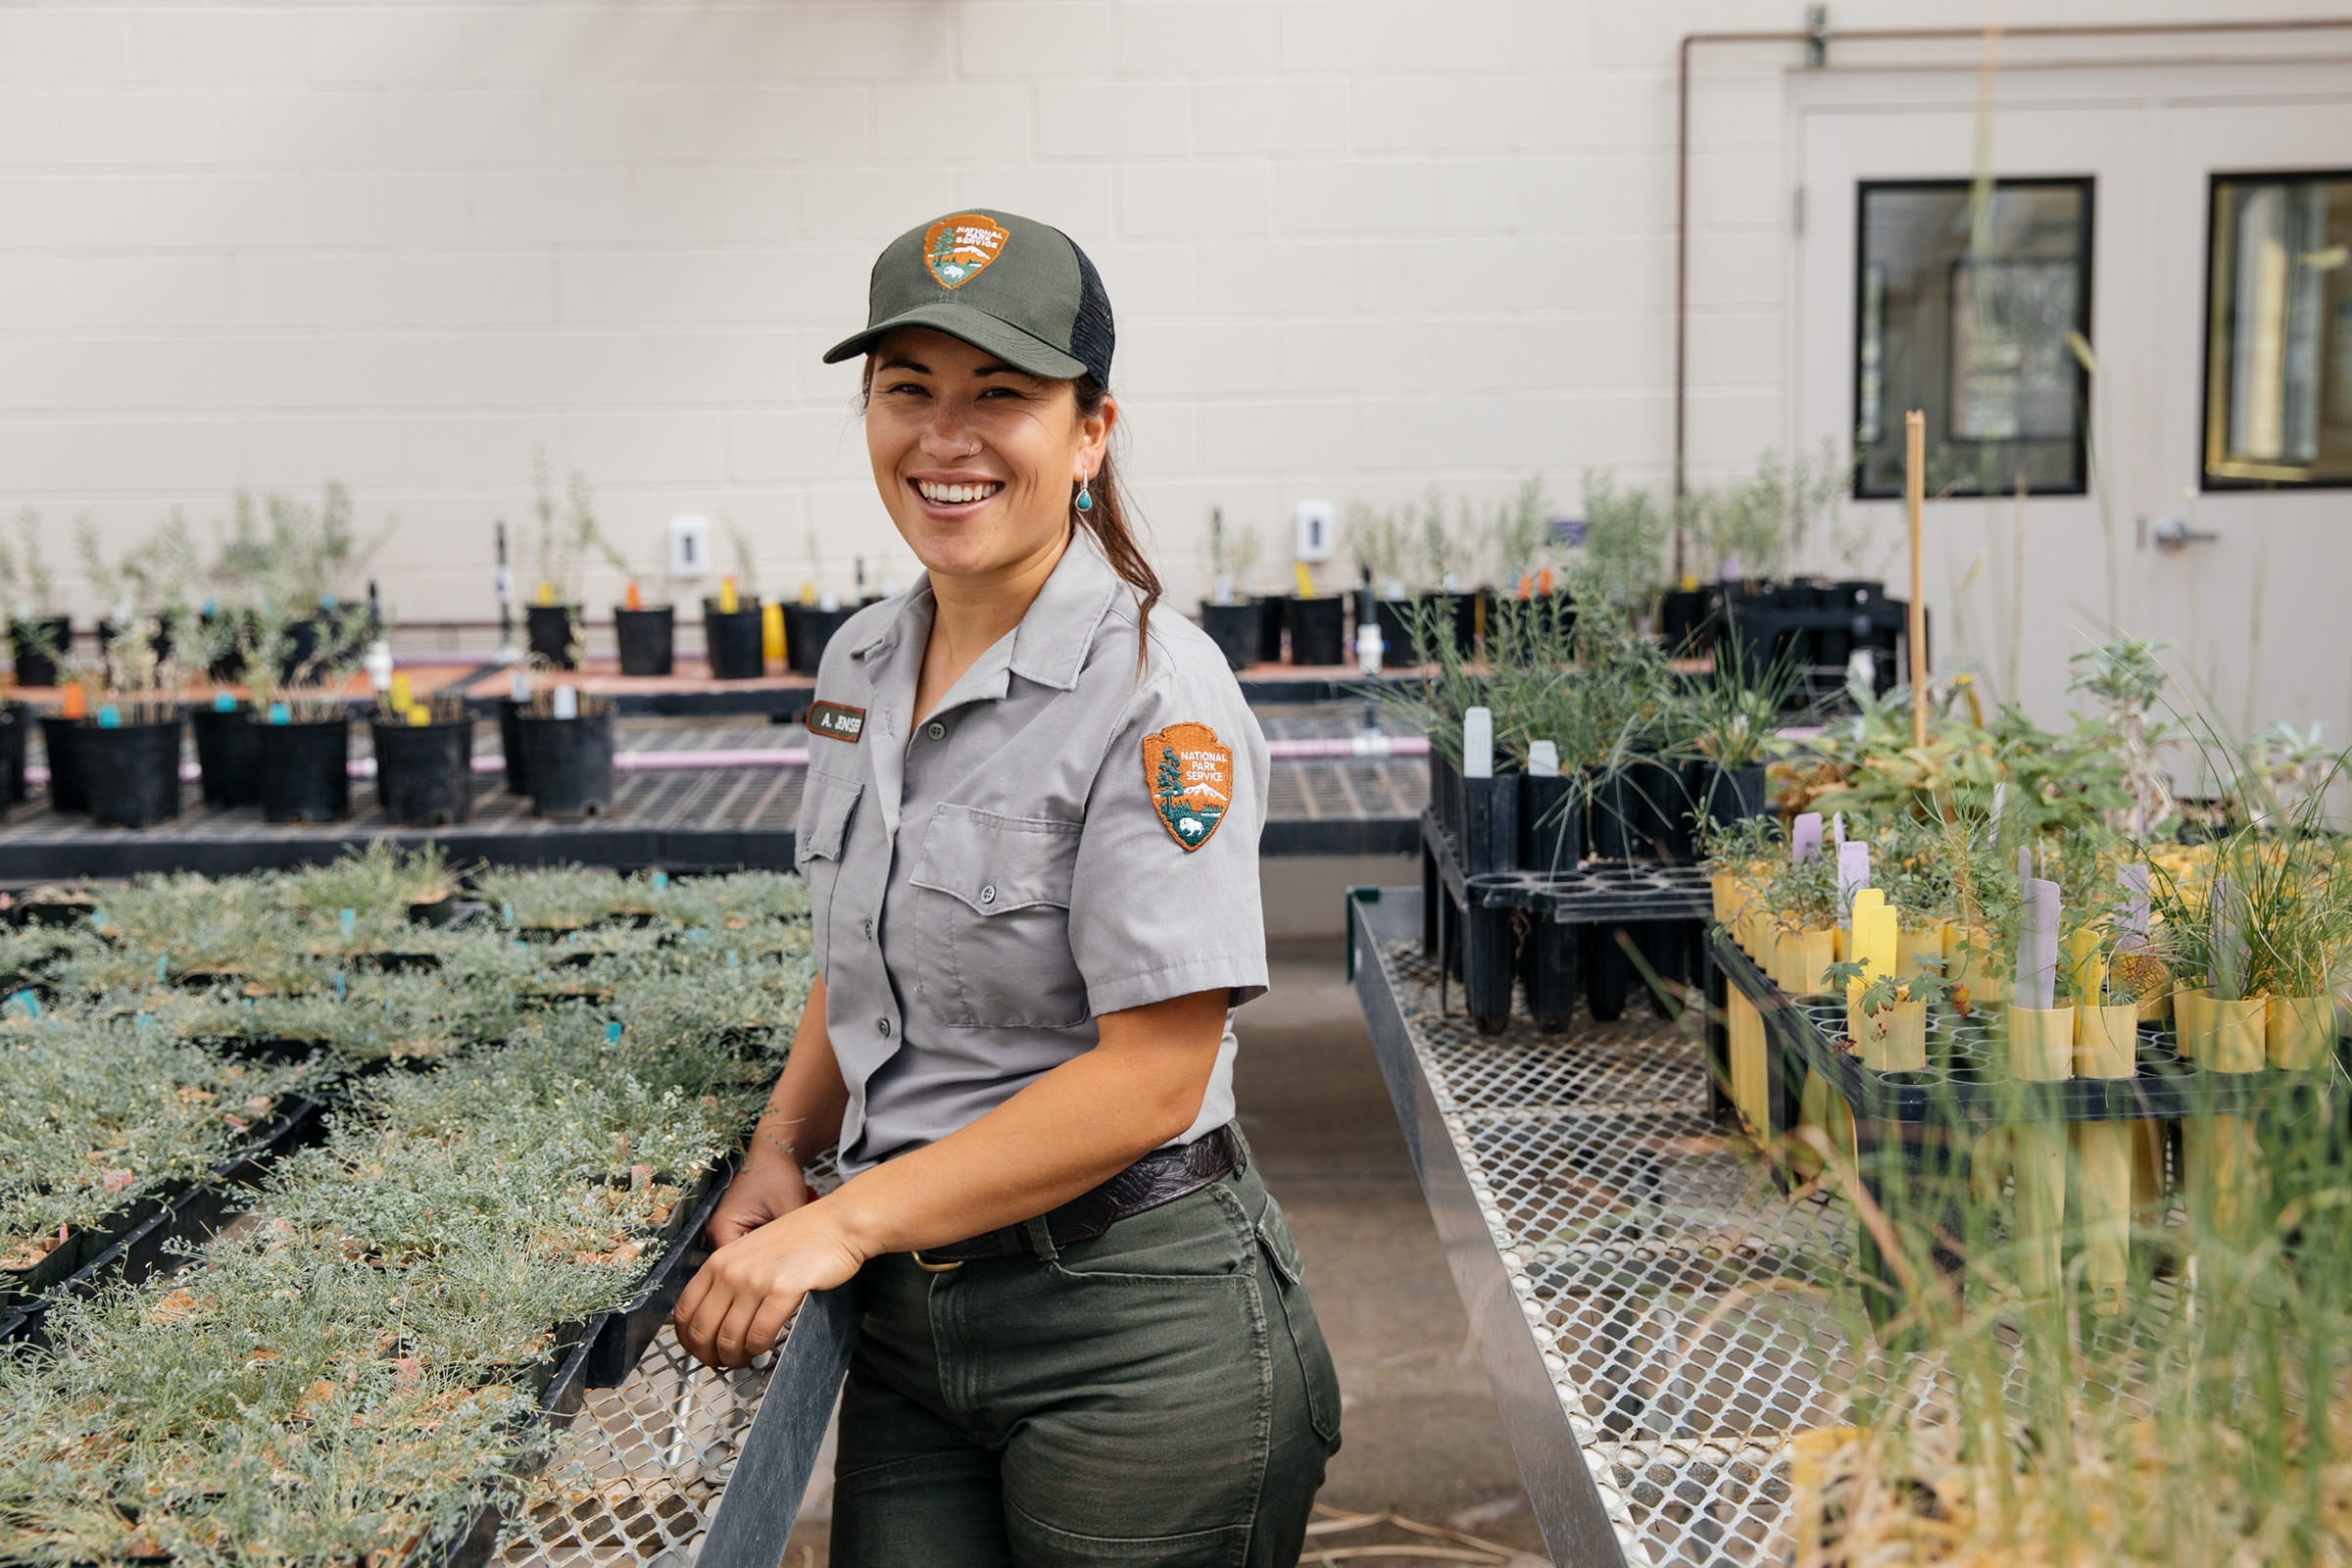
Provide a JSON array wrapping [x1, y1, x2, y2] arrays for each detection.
[[781, 533, 858, 676], [1197, 510, 1262, 671], [521, 456, 596, 669], [75, 611, 187, 830], [245, 619, 357, 824], [514, 683, 616, 818], [370, 691, 475, 827], [703, 576, 765, 681], [597, 525, 674, 677]]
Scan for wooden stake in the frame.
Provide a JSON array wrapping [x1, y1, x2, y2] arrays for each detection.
[[1905, 409, 1928, 748]]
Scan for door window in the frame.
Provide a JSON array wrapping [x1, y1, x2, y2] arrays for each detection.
[[2204, 171, 2352, 488], [1853, 178, 2094, 498]]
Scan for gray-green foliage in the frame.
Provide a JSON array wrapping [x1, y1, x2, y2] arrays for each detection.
[[1577, 470, 1670, 619], [0, 851, 814, 1568], [1, 1017, 314, 1286]]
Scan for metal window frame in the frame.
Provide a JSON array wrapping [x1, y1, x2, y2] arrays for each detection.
[[1849, 175, 2096, 501], [2200, 166, 2352, 491]]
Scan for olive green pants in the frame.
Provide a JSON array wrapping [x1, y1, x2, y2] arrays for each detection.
[[830, 1155, 1344, 1566]]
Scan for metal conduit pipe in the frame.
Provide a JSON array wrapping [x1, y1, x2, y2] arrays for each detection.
[[1671, 13, 2352, 580]]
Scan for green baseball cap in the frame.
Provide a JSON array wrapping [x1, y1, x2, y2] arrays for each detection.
[[822, 209, 1115, 386]]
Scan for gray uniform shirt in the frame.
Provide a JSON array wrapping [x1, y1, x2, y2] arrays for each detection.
[[794, 537, 1270, 1176]]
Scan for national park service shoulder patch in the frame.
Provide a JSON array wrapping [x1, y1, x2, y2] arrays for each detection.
[[924, 214, 1010, 289], [1143, 722, 1233, 852]]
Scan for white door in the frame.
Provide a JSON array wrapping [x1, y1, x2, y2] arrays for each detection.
[[1791, 62, 2352, 762]]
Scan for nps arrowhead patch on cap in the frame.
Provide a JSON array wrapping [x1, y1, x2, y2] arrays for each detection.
[[924, 214, 1010, 289], [1144, 722, 1233, 852]]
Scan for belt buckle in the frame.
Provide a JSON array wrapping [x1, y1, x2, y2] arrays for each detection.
[[910, 1249, 964, 1272]]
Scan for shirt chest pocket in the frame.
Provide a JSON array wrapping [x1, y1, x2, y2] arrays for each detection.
[[795, 773, 861, 972], [908, 804, 1089, 1029]]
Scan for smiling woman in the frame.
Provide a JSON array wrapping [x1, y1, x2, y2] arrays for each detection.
[[670, 210, 1340, 1567]]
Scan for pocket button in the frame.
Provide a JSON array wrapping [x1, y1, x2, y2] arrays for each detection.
[[979, 884, 997, 906]]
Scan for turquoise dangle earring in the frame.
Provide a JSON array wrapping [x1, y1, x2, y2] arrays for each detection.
[[1075, 474, 1093, 513]]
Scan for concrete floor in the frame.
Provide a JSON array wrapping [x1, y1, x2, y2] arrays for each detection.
[[785, 858, 1549, 1565]]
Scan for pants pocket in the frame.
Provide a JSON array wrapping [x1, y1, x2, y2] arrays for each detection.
[[1253, 1198, 1344, 1448]]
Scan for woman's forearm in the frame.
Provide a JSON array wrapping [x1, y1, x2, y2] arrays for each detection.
[[821, 988, 1228, 1260], [751, 973, 849, 1169]]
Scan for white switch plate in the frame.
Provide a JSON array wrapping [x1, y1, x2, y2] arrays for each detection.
[[668, 514, 711, 579], [1295, 500, 1335, 564]]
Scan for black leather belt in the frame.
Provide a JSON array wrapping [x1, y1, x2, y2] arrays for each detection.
[[910, 1125, 1244, 1269]]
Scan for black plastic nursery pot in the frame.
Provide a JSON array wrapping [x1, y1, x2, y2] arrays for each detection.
[[495, 698, 532, 796], [703, 601, 766, 681], [613, 606, 675, 677], [1371, 598, 1417, 667], [1696, 761, 1771, 830], [517, 710, 616, 819], [38, 713, 87, 812], [1429, 750, 1519, 874], [1283, 596, 1347, 666], [255, 715, 351, 823], [525, 605, 581, 668], [1628, 757, 1695, 861], [10, 617, 72, 690], [1655, 586, 1723, 655], [1198, 601, 1260, 671], [1518, 771, 1584, 873], [79, 716, 183, 829], [1252, 596, 1286, 663], [0, 701, 23, 806], [784, 604, 858, 676], [191, 703, 263, 808], [371, 716, 474, 827]]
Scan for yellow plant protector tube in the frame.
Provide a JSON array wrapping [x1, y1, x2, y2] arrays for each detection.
[[1727, 987, 1765, 1140], [1857, 998, 1927, 1073], [2075, 1002, 2138, 1314], [2172, 987, 2212, 1061], [388, 672, 412, 713], [1893, 923, 1940, 983], [2008, 1004, 2073, 1301], [717, 575, 740, 615], [2266, 994, 2329, 1071], [762, 602, 785, 661], [2062, 925, 2106, 1012], [1793, 928, 1836, 994], [406, 706, 430, 726], [1293, 563, 1316, 600], [2008, 1005, 2075, 1083], [2207, 997, 2266, 1073], [537, 581, 555, 608]]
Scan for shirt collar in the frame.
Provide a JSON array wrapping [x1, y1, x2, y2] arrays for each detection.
[[845, 532, 1122, 696]]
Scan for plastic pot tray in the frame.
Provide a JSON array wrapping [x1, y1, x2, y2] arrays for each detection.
[[1709, 927, 2334, 1126], [0, 1092, 332, 1348]]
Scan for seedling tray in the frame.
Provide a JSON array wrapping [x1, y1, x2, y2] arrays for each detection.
[[1, 1092, 331, 1348], [430, 1151, 745, 1568], [1709, 928, 2332, 1128]]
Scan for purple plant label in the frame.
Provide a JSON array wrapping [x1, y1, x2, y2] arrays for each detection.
[[2118, 864, 2150, 948], [1792, 812, 1823, 865], [1832, 812, 1844, 852], [1838, 842, 1871, 927], [2015, 877, 2060, 1010]]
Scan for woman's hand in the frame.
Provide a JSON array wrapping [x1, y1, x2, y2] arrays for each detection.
[[675, 1198, 866, 1368], [703, 1146, 819, 1250]]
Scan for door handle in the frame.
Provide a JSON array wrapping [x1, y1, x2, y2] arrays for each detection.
[[2151, 516, 2219, 552]]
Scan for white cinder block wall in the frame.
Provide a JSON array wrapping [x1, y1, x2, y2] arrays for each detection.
[[4, 0, 2350, 735]]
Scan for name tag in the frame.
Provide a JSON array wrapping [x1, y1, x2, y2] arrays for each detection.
[[808, 701, 867, 744]]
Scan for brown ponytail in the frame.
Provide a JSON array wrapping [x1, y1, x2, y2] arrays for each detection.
[[1070, 375, 1159, 665]]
